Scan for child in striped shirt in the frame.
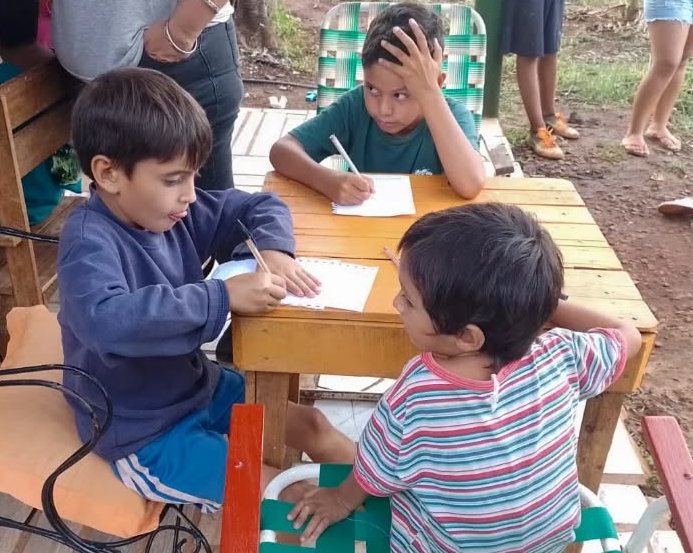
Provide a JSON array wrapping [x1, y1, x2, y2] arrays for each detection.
[[288, 203, 642, 552]]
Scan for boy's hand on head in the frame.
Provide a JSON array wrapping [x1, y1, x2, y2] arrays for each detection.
[[287, 487, 353, 544], [260, 250, 321, 298], [332, 173, 374, 206], [379, 19, 443, 100], [224, 272, 287, 314]]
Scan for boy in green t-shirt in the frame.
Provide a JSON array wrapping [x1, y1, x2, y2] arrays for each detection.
[[269, 2, 485, 206]]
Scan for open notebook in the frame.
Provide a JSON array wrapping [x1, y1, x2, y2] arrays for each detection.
[[332, 174, 415, 217], [210, 257, 378, 312]]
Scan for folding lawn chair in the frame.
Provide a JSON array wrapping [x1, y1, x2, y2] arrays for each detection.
[[222, 404, 693, 553]]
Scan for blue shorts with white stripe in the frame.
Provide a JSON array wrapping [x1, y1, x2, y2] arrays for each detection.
[[112, 367, 245, 513]]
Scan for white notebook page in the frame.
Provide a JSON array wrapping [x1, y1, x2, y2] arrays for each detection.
[[332, 174, 415, 217], [211, 257, 378, 312]]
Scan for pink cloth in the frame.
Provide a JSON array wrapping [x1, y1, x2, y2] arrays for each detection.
[[37, 1, 53, 50]]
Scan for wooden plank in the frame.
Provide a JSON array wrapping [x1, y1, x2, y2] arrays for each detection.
[[232, 315, 655, 388], [291, 213, 607, 243], [227, 258, 655, 330], [560, 297, 658, 333], [0, 493, 35, 553], [642, 416, 693, 553], [14, 102, 72, 178], [0, 235, 21, 248], [233, 174, 266, 189], [196, 510, 222, 552], [576, 392, 626, 494], [0, 60, 71, 130], [221, 404, 264, 553], [232, 110, 264, 156], [282, 113, 309, 135], [487, 142, 515, 176], [0, 198, 84, 296], [249, 111, 288, 157], [15, 511, 85, 553], [607, 332, 656, 393], [281, 196, 597, 224], [0, 96, 42, 306], [233, 155, 274, 177], [230, 109, 250, 147], [293, 234, 621, 270], [233, 317, 416, 377], [564, 270, 643, 301], [264, 171, 577, 192], [244, 370, 257, 404], [256, 372, 291, 468]]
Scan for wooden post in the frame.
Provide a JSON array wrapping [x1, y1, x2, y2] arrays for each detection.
[[0, 96, 42, 308], [256, 371, 292, 468], [642, 416, 693, 553], [221, 404, 264, 553], [576, 391, 625, 493]]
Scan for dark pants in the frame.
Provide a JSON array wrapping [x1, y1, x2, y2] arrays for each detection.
[[501, 0, 565, 57], [139, 19, 244, 191]]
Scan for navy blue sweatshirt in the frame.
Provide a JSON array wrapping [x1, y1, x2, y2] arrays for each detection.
[[57, 188, 295, 461]]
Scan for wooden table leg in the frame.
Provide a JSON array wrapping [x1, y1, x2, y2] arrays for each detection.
[[576, 391, 625, 493], [244, 370, 257, 403], [255, 371, 292, 468], [284, 373, 302, 467]]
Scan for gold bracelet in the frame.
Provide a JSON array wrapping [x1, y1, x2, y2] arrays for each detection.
[[164, 20, 198, 56], [199, 0, 221, 14]]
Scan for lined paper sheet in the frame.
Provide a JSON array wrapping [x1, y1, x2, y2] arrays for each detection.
[[332, 174, 415, 217], [210, 257, 378, 312]]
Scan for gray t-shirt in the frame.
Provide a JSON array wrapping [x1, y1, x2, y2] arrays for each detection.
[[52, 0, 232, 81]]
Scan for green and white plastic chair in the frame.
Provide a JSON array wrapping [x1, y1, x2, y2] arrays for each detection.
[[257, 464, 622, 553], [225, 405, 693, 553], [317, 2, 486, 135]]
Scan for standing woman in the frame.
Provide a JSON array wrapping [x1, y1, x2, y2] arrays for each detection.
[[52, 0, 244, 190], [622, 0, 693, 157]]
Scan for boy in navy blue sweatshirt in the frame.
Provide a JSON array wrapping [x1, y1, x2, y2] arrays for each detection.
[[58, 67, 355, 512]]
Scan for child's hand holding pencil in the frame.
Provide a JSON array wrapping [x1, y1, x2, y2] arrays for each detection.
[[235, 219, 320, 300], [328, 134, 374, 206], [331, 172, 375, 206]]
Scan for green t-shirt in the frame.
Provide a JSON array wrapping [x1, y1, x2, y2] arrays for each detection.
[[290, 86, 478, 175]]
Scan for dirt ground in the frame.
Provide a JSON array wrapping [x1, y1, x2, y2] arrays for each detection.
[[238, 2, 693, 461]]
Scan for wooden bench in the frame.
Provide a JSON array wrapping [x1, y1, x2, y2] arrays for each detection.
[[0, 59, 83, 354], [642, 416, 693, 553]]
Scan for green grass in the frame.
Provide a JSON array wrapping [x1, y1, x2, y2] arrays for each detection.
[[272, 2, 314, 73], [504, 128, 528, 149], [499, 10, 693, 138]]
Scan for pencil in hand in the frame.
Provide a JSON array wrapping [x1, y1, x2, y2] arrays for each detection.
[[237, 219, 271, 273], [329, 134, 361, 176]]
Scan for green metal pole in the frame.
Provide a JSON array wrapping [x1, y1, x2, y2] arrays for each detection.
[[474, 0, 504, 118]]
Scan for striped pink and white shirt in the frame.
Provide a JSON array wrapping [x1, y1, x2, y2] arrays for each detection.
[[353, 328, 626, 553]]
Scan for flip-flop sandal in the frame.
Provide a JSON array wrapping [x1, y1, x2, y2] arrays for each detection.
[[657, 197, 693, 216], [644, 131, 681, 152], [622, 140, 649, 157]]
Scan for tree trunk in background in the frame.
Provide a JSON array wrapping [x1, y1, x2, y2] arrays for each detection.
[[625, 0, 641, 22], [234, 0, 278, 50]]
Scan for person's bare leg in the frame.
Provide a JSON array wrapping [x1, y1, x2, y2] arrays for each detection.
[[646, 24, 693, 150], [623, 21, 689, 155], [285, 402, 356, 464], [539, 53, 558, 117], [516, 55, 545, 131]]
